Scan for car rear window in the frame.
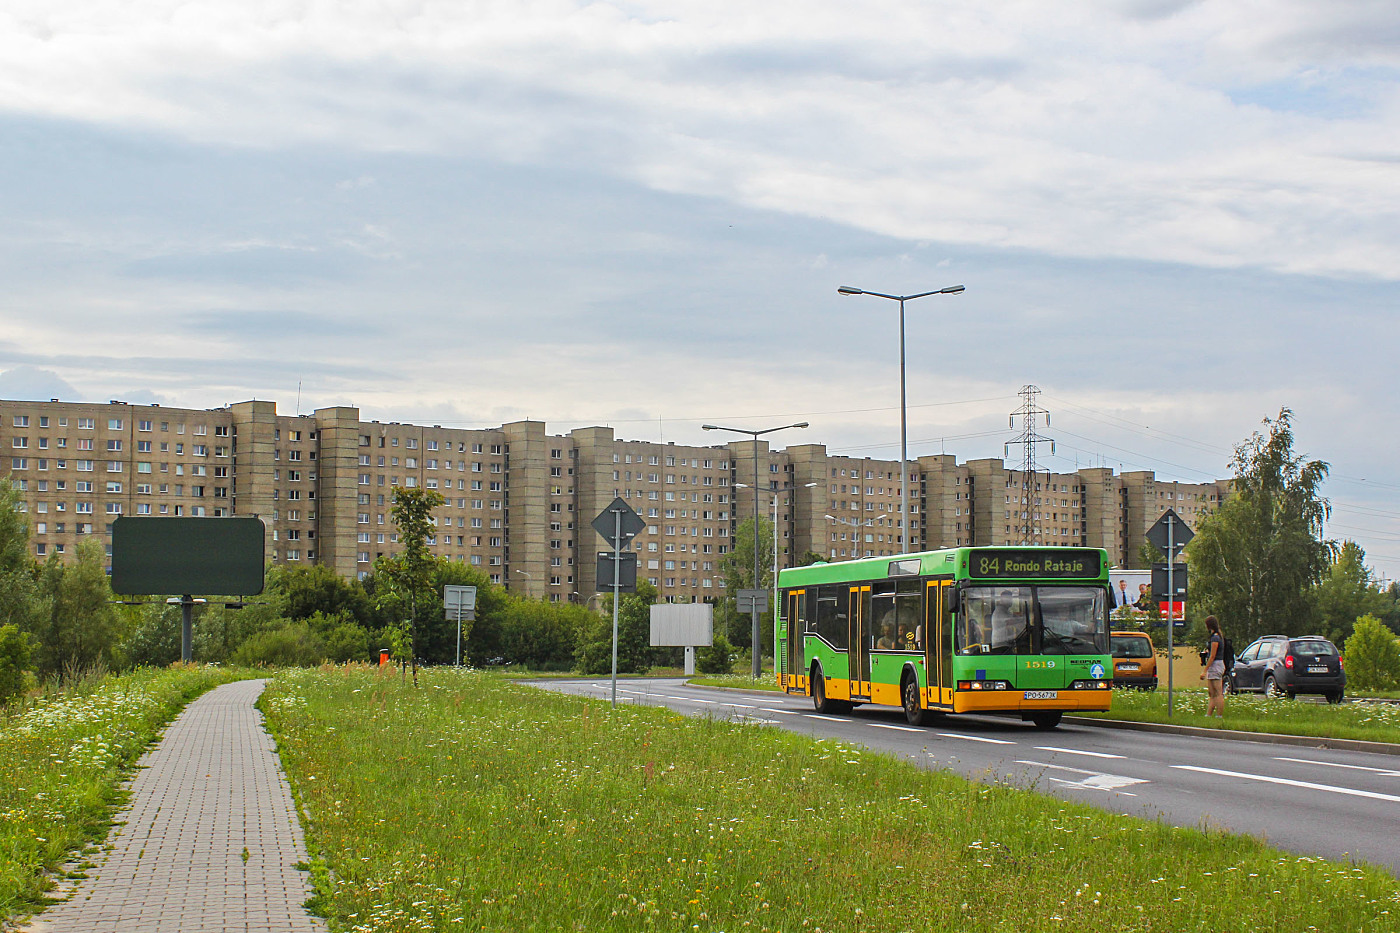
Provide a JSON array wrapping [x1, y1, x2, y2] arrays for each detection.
[[1290, 640, 1337, 657], [1111, 635, 1153, 659]]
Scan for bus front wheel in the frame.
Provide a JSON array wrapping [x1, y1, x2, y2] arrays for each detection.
[[902, 675, 929, 726], [1030, 712, 1062, 730], [811, 669, 848, 715]]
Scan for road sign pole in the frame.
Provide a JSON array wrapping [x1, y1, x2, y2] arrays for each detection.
[[1167, 515, 1175, 717], [611, 509, 621, 708], [455, 603, 462, 667]]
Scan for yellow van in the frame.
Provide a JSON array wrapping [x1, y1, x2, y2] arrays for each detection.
[[1110, 631, 1158, 690]]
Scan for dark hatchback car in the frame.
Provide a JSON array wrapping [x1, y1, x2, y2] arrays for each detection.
[[1229, 635, 1345, 703]]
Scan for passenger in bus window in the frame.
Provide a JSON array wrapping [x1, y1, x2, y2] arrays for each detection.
[[877, 622, 896, 649]]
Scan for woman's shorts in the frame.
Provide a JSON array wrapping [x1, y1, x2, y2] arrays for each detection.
[[1206, 661, 1225, 681]]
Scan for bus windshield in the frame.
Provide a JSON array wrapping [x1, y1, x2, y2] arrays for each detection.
[[958, 586, 1107, 656]]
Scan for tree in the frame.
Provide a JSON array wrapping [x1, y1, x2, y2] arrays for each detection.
[[718, 516, 773, 649], [0, 480, 44, 636], [272, 564, 376, 628], [1343, 615, 1400, 692], [32, 539, 125, 675], [1186, 409, 1332, 646], [575, 580, 657, 675], [371, 487, 445, 683], [1314, 541, 1390, 644]]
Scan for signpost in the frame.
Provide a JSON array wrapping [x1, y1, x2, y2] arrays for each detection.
[[443, 585, 477, 667], [1147, 508, 1194, 717], [736, 589, 768, 614], [592, 497, 645, 707]]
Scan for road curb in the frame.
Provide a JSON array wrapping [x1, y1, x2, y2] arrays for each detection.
[[1065, 716, 1400, 756], [684, 682, 1400, 757]]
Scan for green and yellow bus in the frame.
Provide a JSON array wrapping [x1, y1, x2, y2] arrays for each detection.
[[776, 547, 1113, 729]]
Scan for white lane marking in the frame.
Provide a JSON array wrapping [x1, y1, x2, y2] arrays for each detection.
[[809, 715, 849, 723], [1173, 765, 1400, 803], [742, 718, 781, 725], [1014, 761, 1147, 795], [686, 698, 717, 704], [1272, 757, 1400, 777], [763, 709, 801, 715], [870, 723, 924, 733], [937, 732, 1016, 745], [724, 703, 758, 709], [1035, 746, 1124, 759]]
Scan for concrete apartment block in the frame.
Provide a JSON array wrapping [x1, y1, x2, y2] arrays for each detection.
[[1, 395, 1229, 606]]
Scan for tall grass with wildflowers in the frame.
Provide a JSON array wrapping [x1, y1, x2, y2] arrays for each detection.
[[0, 664, 252, 917], [262, 667, 1399, 933], [1086, 687, 1400, 743]]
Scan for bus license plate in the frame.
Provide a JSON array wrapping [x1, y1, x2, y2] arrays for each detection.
[[1024, 690, 1057, 700]]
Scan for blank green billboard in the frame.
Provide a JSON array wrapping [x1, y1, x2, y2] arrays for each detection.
[[111, 517, 266, 596]]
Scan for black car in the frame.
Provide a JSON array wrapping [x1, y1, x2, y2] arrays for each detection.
[[1229, 635, 1345, 703]]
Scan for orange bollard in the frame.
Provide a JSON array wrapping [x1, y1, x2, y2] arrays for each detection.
[[379, 649, 390, 667]]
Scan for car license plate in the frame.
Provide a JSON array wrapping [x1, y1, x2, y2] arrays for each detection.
[[1025, 690, 1057, 700], [1120, 663, 1140, 671], [1307, 666, 1328, 674]]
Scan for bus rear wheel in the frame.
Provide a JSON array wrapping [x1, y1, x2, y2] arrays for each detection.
[[811, 668, 849, 715], [1030, 712, 1062, 730], [902, 675, 929, 726]]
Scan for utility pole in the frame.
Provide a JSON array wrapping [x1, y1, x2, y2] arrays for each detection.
[[1006, 385, 1055, 546]]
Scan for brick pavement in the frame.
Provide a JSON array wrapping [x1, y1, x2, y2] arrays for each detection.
[[26, 679, 326, 933]]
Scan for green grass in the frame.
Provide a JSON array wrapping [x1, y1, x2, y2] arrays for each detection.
[[261, 668, 1399, 933], [687, 673, 783, 692], [0, 664, 255, 918], [1082, 687, 1400, 744]]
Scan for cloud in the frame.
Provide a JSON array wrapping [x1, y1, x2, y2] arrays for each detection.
[[2, 2, 1399, 278], [0, 365, 79, 401]]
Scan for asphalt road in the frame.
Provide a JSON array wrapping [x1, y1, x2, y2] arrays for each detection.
[[532, 677, 1400, 876]]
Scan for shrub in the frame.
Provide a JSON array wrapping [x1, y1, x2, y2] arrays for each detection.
[[323, 622, 373, 664], [697, 634, 735, 675], [0, 623, 35, 704], [231, 621, 326, 667], [1343, 615, 1400, 692]]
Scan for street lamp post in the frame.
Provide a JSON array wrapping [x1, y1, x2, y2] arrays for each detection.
[[702, 421, 810, 678], [838, 284, 964, 552]]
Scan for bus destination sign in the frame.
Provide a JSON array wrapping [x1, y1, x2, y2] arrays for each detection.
[[967, 549, 1102, 580]]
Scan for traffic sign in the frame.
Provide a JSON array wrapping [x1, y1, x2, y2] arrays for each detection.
[[444, 585, 477, 616], [592, 497, 646, 549], [737, 588, 769, 613], [1151, 563, 1188, 599], [596, 552, 637, 592], [1146, 508, 1194, 554]]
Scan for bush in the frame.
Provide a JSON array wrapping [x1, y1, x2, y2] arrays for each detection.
[[231, 621, 327, 667], [323, 622, 373, 664], [1343, 615, 1400, 692], [0, 623, 35, 704], [697, 634, 735, 675]]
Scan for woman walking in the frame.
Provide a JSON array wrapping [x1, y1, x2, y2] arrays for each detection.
[[1199, 615, 1226, 718]]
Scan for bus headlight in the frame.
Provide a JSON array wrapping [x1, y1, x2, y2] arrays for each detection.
[[1069, 679, 1112, 690], [957, 680, 1013, 691]]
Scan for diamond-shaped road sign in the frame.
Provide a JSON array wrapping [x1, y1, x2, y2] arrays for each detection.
[[592, 497, 646, 550], [1146, 508, 1194, 554]]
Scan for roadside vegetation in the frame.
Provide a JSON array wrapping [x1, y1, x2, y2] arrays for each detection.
[[1085, 686, 1400, 744], [0, 664, 252, 917], [263, 667, 1399, 933]]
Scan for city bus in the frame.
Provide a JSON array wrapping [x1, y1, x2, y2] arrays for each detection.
[[775, 547, 1113, 729]]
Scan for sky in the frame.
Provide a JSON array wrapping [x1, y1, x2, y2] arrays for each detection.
[[2, 0, 1398, 581]]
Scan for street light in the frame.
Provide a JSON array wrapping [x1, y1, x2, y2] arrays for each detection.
[[838, 283, 965, 553], [703, 420, 810, 678], [824, 513, 873, 559]]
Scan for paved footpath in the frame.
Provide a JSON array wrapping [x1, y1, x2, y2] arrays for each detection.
[[26, 679, 326, 933]]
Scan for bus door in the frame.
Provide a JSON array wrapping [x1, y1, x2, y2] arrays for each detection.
[[785, 589, 806, 692], [848, 585, 872, 699], [928, 580, 955, 707]]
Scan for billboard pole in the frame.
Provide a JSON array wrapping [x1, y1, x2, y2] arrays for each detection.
[[1166, 517, 1175, 718], [180, 594, 194, 663]]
